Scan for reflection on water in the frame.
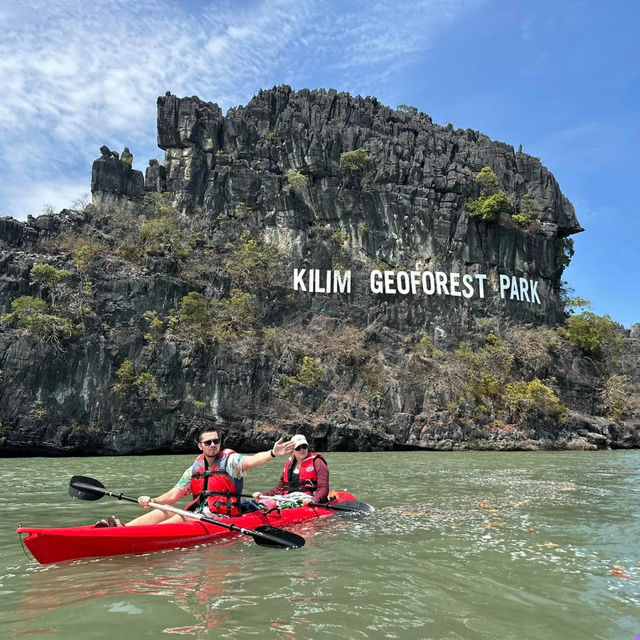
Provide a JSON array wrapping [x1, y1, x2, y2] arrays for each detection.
[[1, 451, 639, 639], [18, 544, 243, 635]]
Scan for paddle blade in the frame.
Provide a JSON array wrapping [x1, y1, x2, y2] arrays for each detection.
[[69, 475, 107, 501], [328, 501, 375, 518], [253, 526, 306, 549]]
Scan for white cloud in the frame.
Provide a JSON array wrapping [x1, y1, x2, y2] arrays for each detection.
[[0, 0, 477, 219]]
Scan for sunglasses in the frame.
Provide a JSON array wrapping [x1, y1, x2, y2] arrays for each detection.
[[294, 444, 309, 451], [200, 438, 221, 446]]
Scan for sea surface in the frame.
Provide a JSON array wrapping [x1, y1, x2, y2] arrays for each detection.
[[1, 451, 638, 639]]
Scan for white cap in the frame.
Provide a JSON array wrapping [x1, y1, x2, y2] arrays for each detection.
[[291, 434, 309, 448]]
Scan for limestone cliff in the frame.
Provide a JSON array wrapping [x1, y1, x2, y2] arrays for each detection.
[[0, 87, 637, 455]]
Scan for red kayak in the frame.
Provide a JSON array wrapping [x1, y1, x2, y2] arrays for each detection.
[[17, 491, 356, 564]]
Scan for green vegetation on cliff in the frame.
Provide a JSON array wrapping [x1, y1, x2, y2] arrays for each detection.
[[466, 167, 512, 223], [562, 311, 624, 359], [165, 290, 258, 349], [340, 148, 372, 174], [1, 296, 75, 348], [225, 232, 283, 289], [286, 170, 308, 195], [114, 360, 159, 400], [0, 87, 636, 455]]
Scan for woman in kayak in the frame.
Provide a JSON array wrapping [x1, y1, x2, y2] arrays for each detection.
[[253, 434, 329, 506], [118, 429, 295, 527]]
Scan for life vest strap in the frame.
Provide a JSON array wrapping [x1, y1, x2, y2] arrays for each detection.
[[199, 490, 240, 516], [200, 490, 240, 498], [283, 479, 317, 492], [192, 469, 228, 479]]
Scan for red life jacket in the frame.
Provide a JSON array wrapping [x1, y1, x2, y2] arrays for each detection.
[[189, 449, 242, 516], [282, 452, 326, 495]]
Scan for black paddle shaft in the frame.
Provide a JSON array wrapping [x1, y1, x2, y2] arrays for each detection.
[[69, 476, 305, 549], [308, 500, 374, 516]]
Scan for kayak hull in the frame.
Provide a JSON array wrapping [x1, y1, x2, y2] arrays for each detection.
[[16, 491, 356, 564]]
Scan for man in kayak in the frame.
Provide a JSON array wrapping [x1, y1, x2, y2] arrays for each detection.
[[252, 434, 329, 506], [121, 430, 295, 526]]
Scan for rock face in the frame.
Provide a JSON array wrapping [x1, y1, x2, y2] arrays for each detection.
[[150, 88, 580, 331], [92, 145, 144, 207], [0, 87, 636, 456], [156, 88, 579, 232]]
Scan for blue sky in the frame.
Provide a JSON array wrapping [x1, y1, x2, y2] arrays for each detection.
[[1, 0, 638, 326]]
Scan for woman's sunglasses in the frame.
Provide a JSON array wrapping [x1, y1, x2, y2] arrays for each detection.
[[294, 444, 309, 451], [200, 438, 221, 446]]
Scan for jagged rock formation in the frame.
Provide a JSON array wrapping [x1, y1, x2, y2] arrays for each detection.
[[151, 88, 581, 329], [91, 145, 143, 207], [0, 86, 637, 456]]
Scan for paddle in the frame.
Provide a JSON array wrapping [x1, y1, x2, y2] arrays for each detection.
[[245, 493, 375, 518], [69, 476, 305, 550]]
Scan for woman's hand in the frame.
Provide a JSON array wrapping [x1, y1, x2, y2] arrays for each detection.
[[252, 491, 262, 500], [138, 495, 152, 509]]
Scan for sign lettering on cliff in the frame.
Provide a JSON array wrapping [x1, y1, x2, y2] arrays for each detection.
[[498, 274, 540, 303], [293, 269, 351, 294], [293, 268, 541, 304]]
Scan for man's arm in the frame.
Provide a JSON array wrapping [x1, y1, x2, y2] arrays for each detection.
[[241, 437, 294, 471], [138, 486, 186, 508], [152, 486, 186, 505], [138, 468, 191, 508]]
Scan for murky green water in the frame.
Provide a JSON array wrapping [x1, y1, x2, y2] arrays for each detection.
[[1, 451, 639, 639]]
